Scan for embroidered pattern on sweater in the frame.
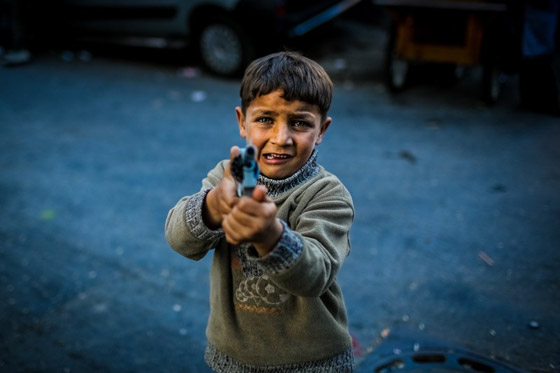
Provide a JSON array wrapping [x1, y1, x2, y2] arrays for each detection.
[[235, 244, 263, 278], [234, 303, 282, 315], [232, 245, 289, 313], [235, 275, 289, 310]]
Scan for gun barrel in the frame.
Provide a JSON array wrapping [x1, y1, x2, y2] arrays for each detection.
[[233, 145, 260, 197], [241, 146, 255, 166]]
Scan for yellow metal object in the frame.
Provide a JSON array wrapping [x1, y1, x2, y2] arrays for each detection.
[[395, 12, 484, 65]]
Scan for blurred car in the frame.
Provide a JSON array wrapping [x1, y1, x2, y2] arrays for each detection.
[[58, 0, 363, 76]]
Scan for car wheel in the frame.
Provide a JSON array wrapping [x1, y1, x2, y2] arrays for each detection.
[[198, 18, 254, 77]]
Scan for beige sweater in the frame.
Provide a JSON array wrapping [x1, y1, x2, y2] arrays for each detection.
[[165, 152, 355, 372]]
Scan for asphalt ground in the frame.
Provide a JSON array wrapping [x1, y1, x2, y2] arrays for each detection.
[[1, 18, 559, 373]]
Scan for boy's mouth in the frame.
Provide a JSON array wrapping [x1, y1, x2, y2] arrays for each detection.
[[262, 153, 292, 161]]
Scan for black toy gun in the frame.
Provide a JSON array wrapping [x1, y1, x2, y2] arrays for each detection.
[[230, 145, 260, 197]]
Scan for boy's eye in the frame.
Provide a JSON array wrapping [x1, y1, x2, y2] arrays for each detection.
[[256, 117, 273, 124], [292, 120, 311, 128]]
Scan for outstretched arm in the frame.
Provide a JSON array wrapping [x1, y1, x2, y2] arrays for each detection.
[[165, 147, 240, 260], [203, 146, 240, 229]]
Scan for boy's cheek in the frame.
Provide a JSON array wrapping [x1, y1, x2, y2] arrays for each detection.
[[245, 126, 265, 144]]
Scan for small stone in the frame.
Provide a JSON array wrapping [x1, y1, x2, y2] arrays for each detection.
[[178, 67, 199, 78], [191, 91, 207, 103], [78, 50, 92, 62], [529, 320, 540, 329], [61, 51, 74, 62], [380, 328, 390, 338], [334, 58, 347, 70]]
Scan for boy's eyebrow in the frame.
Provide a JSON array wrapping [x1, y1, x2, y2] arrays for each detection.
[[290, 112, 316, 118], [250, 107, 319, 118], [252, 109, 277, 116]]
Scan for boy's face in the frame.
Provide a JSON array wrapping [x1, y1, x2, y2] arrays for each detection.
[[236, 90, 331, 180]]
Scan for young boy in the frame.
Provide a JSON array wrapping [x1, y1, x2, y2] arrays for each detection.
[[165, 51, 354, 372]]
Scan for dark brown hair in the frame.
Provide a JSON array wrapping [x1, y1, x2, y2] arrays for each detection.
[[239, 51, 333, 121]]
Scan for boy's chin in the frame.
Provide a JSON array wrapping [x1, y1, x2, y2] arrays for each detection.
[[260, 167, 295, 180], [259, 158, 308, 180]]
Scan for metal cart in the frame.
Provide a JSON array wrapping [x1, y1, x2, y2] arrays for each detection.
[[374, 0, 507, 103]]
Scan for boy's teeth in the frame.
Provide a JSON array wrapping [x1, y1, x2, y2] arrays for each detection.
[[266, 153, 289, 159]]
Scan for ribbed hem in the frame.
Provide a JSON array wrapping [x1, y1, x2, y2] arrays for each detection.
[[185, 188, 224, 241], [205, 344, 354, 373]]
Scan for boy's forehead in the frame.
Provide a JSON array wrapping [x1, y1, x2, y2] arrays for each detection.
[[247, 91, 320, 114]]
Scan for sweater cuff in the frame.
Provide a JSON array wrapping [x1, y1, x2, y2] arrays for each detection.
[[247, 220, 303, 274], [185, 188, 224, 241]]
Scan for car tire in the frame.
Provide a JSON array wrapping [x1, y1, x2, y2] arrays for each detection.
[[197, 17, 254, 77]]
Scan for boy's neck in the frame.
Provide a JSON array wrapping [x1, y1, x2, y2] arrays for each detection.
[[258, 150, 319, 197]]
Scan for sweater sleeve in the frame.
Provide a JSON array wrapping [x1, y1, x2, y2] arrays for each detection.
[[164, 161, 228, 260], [246, 220, 303, 273], [248, 176, 354, 297]]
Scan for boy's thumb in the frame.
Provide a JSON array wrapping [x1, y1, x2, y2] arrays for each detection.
[[229, 146, 240, 161], [225, 146, 240, 178], [252, 185, 268, 202]]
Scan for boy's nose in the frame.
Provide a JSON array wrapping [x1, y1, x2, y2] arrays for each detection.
[[271, 123, 293, 145]]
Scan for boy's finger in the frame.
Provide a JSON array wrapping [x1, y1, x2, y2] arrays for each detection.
[[224, 146, 240, 178], [222, 215, 245, 244], [217, 172, 240, 206], [230, 146, 240, 162], [219, 198, 234, 215], [252, 185, 269, 202], [224, 230, 241, 245]]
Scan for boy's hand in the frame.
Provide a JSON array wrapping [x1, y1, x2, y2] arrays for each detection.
[[222, 185, 283, 257], [202, 147, 241, 229]]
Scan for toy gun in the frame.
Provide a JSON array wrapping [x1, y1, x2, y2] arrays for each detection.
[[231, 145, 260, 197]]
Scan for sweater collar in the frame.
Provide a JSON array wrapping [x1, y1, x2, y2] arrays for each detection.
[[258, 150, 319, 198]]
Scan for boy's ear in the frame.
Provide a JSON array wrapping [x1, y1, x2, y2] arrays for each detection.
[[235, 107, 247, 138], [315, 117, 332, 145]]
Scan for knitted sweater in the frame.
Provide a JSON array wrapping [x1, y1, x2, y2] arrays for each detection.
[[165, 151, 355, 372]]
